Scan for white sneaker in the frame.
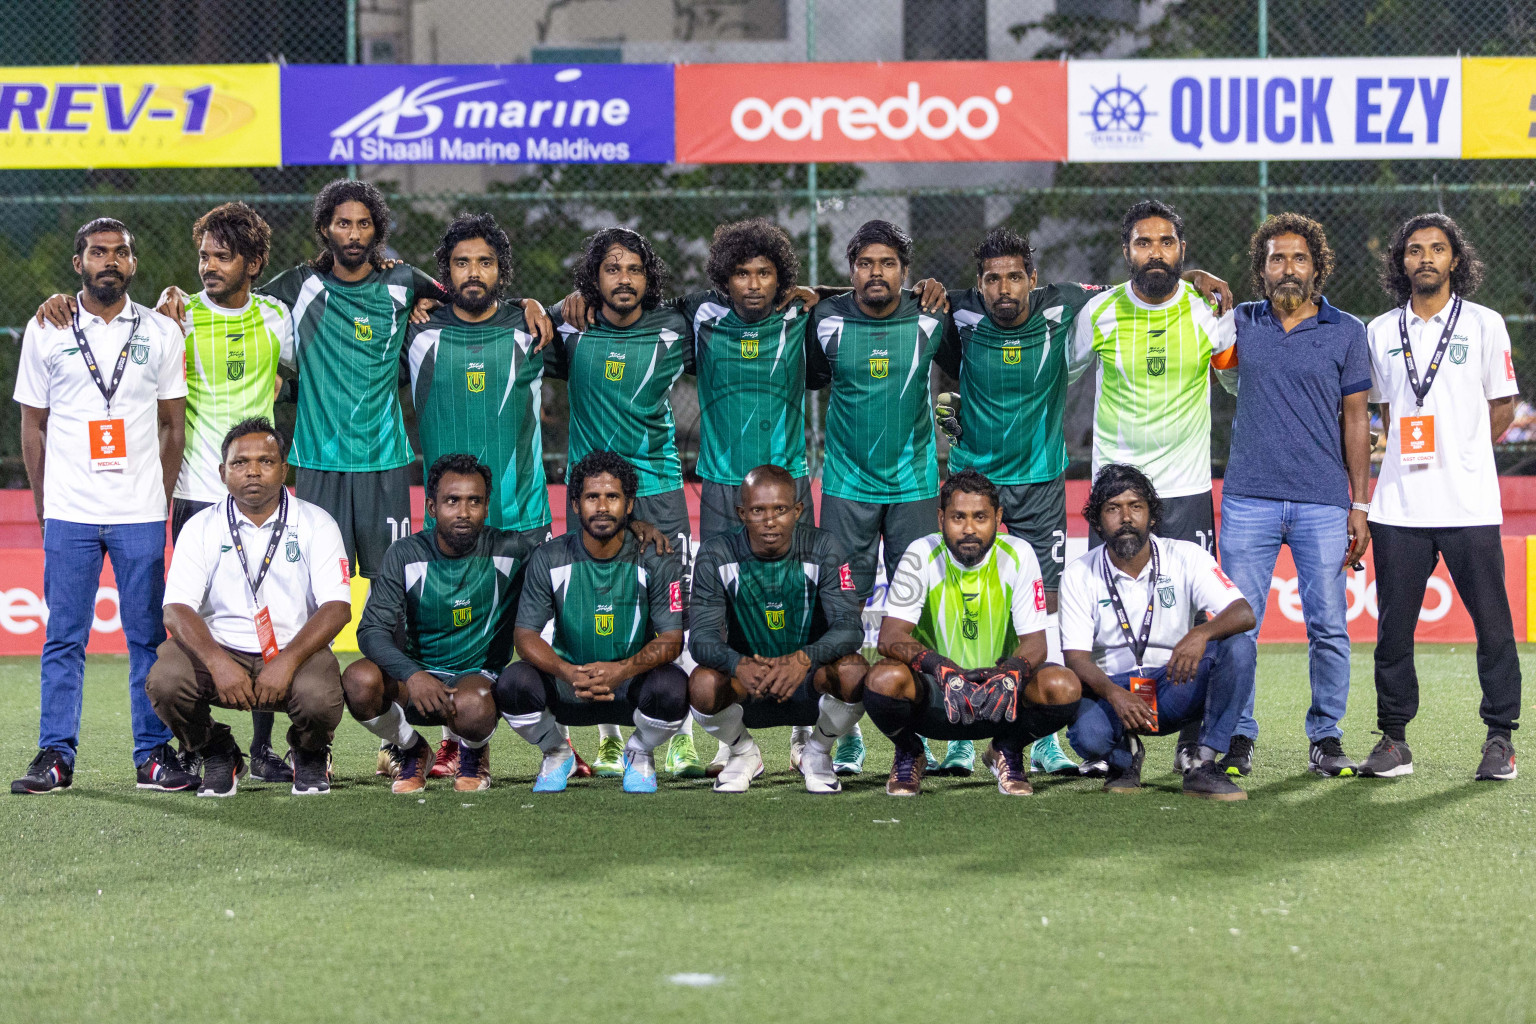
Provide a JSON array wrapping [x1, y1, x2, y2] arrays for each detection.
[[799, 743, 842, 794], [789, 725, 811, 770], [712, 742, 765, 793]]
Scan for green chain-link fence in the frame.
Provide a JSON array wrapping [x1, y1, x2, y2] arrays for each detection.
[[4, 0, 1535, 486]]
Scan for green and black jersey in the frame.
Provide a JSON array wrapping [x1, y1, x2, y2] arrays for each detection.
[[356, 527, 536, 682], [407, 303, 550, 533], [515, 531, 684, 666], [263, 263, 447, 473], [688, 524, 862, 676], [682, 290, 809, 484], [806, 291, 945, 503], [546, 306, 694, 498], [936, 283, 1099, 486]]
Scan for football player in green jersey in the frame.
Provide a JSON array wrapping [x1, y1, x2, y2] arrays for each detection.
[[496, 451, 689, 795], [689, 465, 868, 793], [344, 455, 537, 795], [863, 470, 1083, 797]]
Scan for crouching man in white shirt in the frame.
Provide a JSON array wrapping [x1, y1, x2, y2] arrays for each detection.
[[148, 417, 352, 797]]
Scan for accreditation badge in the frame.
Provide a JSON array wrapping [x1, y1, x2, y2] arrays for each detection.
[[88, 418, 127, 472], [1129, 676, 1158, 734], [253, 605, 279, 663], [1399, 415, 1436, 465]]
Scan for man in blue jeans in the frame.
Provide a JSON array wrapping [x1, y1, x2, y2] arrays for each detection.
[[10, 218, 200, 794], [1061, 464, 1255, 800], [1214, 213, 1373, 778]]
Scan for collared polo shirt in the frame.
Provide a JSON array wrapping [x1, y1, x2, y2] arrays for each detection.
[[1219, 297, 1372, 509], [13, 294, 188, 524], [1366, 296, 1519, 527], [1059, 536, 1244, 676], [163, 494, 352, 653]]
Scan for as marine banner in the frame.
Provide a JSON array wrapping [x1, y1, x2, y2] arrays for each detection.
[[0, 65, 280, 169], [1461, 58, 1536, 159]]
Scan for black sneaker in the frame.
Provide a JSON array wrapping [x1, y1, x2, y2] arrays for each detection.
[[1358, 734, 1413, 778], [248, 743, 294, 784], [1104, 736, 1145, 793], [1218, 734, 1254, 777], [11, 749, 72, 794], [1475, 736, 1517, 781], [198, 743, 247, 798], [1173, 742, 1201, 775], [177, 744, 203, 777], [1309, 736, 1357, 777], [1183, 760, 1248, 801], [291, 747, 332, 795], [136, 743, 200, 792]]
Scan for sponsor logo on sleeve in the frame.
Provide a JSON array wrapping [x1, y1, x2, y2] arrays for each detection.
[[1213, 565, 1236, 589], [339, 558, 351, 584], [839, 563, 855, 590], [1033, 577, 1047, 612], [669, 580, 683, 613], [1506, 350, 1517, 381]]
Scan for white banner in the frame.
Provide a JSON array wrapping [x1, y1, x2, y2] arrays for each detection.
[[1067, 57, 1461, 162]]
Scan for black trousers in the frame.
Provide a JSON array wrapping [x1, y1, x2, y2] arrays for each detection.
[[1370, 522, 1521, 737]]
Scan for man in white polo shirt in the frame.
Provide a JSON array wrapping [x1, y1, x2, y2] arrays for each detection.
[[148, 417, 352, 796], [11, 218, 197, 796], [1359, 213, 1522, 782], [1060, 463, 1255, 800]]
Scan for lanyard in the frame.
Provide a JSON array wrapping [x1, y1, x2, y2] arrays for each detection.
[[1101, 539, 1159, 667], [227, 490, 288, 605], [71, 309, 140, 413], [1397, 294, 1461, 409]]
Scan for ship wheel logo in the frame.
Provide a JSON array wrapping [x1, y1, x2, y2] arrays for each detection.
[[1083, 75, 1154, 133]]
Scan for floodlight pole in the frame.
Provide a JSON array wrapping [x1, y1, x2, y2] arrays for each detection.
[[806, 0, 819, 289], [1257, 0, 1268, 223], [347, 0, 359, 180]]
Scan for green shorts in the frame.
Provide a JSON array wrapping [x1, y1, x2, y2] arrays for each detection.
[[910, 671, 1079, 744], [699, 476, 814, 542], [997, 476, 1067, 592], [296, 465, 415, 579]]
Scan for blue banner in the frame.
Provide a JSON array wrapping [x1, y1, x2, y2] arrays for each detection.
[[280, 64, 674, 165]]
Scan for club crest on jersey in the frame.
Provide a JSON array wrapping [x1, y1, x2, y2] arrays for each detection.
[[129, 343, 150, 365], [1449, 343, 1468, 365], [466, 371, 486, 392], [226, 358, 245, 381], [869, 357, 889, 379], [741, 335, 759, 359], [605, 359, 625, 381], [962, 615, 979, 640], [285, 538, 300, 562], [595, 612, 614, 636], [453, 602, 473, 628], [354, 318, 373, 342], [1158, 585, 1176, 608], [1146, 348, 1166, 376], [1002, 346, 1022, 365], [765, 605, 785, 630]]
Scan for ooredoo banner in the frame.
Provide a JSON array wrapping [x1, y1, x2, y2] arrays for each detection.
[[674, 61, 1068, 163], [280, 63, 674, 165], [1067, 57, 1461, 162]]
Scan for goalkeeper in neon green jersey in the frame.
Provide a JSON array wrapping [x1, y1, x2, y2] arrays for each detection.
[[863, 470, 1083, 796]]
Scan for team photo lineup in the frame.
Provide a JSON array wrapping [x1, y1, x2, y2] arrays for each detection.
[[14, 173, 1524, 804]]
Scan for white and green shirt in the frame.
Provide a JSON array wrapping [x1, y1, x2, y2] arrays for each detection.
[[1069, 280, 1236, 498], [175, 291, 294, 503], [882, 533, 1048, 670]]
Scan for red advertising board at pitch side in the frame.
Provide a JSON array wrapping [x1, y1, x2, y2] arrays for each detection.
[[674, 61, 1068, 163]]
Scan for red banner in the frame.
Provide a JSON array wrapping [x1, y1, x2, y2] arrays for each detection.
[[674, 61, 1069, 164]]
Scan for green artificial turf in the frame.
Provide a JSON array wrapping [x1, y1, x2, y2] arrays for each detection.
[[3, 646, 1535, 1023]]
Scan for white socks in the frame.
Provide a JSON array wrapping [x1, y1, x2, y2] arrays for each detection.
[[810, 694, 864, 752], [597, 723, 623, 741], [444, 725, 490, 751], [626, 708, 683, 755], [360, 703, 416, 748], [1046, 611, 1062, 665], [692, 702, 749, 754], [502, 710, 565, 755]]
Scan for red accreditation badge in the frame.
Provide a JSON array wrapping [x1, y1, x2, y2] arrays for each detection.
[[1129, 676, 1158, 733], [1399, 415, 1436, 464], [253, 605, 279, 663], [87, 418, 127, 472]]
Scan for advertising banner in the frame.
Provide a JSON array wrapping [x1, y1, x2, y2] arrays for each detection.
[[0, 64, 280, 169], [1067, 57, 1461, 162], [1461, 57, 1536, 159], [280, 63, 674, 165], [674, 61, 1068, 163]]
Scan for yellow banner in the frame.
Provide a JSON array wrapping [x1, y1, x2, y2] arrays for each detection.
[[1462, 57, 1536, 159], [0, 64, 280, 168]]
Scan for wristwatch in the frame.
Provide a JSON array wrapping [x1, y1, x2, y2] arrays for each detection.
[[1350, 502, 1370, 512]]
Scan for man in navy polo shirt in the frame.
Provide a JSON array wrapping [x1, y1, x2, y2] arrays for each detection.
[[1214, 213, 1373, 778]]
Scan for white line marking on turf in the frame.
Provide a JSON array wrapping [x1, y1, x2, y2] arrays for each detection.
[[225, 909, 234, 918], [668, 974, 724, 987], [872, 818, 899, 824]]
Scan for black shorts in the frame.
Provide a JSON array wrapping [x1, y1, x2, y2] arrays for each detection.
[[296, 465, 415, 579], [699, 476, 814, 542], [541, 668, 686, 728], [1089, 489, 1215, 554], [739, 670, 822, 729], [399, 669, 496, 727], [997, 476, 1067, 592], [170, 498, 215, 543], [820, 494, 938, 601], [910, 671, 1078, 744]]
